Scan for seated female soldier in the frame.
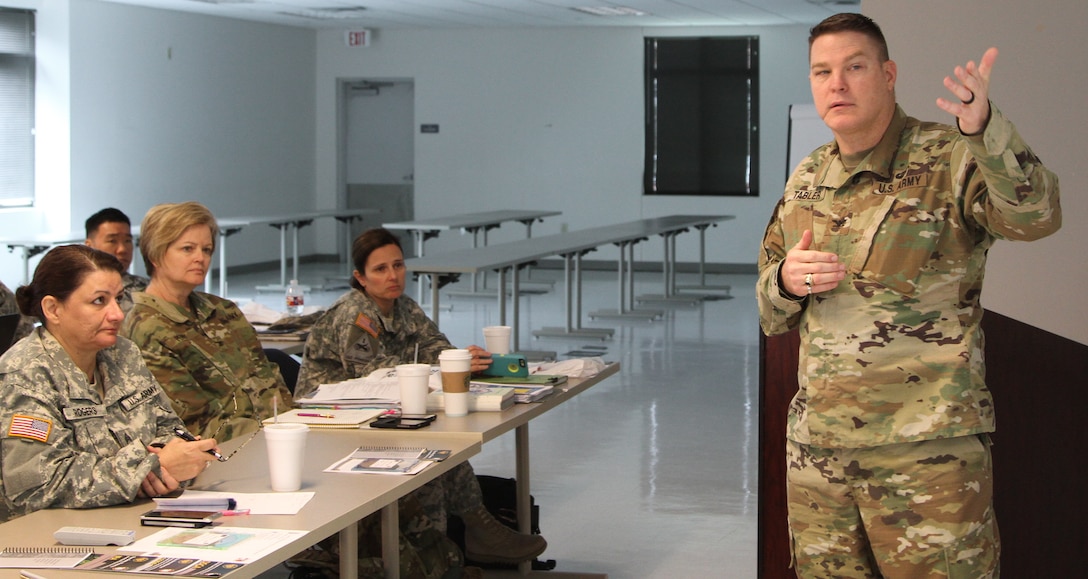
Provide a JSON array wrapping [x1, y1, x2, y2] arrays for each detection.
[[0, 245, 217, 523]]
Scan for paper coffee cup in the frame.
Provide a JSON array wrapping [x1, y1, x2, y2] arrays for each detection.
[[482, 326, 512, 355], [264, 423, 309, 492], [445, 392, 469, 417], [396, 363, 432, 416], [438, 349, 472, 417]]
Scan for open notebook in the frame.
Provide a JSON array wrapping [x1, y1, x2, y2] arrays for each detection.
[[262, 408, 384, 429]]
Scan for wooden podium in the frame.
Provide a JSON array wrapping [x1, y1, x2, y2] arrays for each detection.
[[757, 310, 1086, 578]]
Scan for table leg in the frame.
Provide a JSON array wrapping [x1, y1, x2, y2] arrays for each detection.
[[340, 515, 359, 579], [430, 273, 441, 328], [381, 501, 400, 579], [515, 424, 531, 576], [217, 232, 227, 296]]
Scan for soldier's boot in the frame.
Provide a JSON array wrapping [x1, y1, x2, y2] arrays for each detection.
[[459, 506, 547, 565]]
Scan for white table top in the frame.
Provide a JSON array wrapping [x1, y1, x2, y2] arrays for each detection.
[[383, 210, 561, 233], [0, 429, 479, 579], [406, 215, 734, 274]]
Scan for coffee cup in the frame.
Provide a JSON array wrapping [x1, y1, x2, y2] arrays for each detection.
[[438, 349, 472, 417], [396, 363, 432, 415], [263, 423, 309, 492], [482, 326, 512, 355]]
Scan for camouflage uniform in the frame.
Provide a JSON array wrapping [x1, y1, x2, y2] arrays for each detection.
[[297, 289, 485, 532], [119, 272, 149, 315], [0, 329, 183, 522], [1, 280, 36, 343], [758, 105, 1060, 577], [295, 289, 452, 400], [121, 291, 293, 442]]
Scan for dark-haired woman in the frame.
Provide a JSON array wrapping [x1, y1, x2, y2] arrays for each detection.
[[0, 245, 217, 523], [297, 228, 546, 566]]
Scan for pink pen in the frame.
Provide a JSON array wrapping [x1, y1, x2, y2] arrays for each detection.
[[220, 509, 250, 516], [298, 413, 335, 418]]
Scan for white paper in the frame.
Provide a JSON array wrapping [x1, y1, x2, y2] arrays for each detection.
[[157, 490, 314, 515], [120, 526, 307, 564], [302, 367, 441, 404]]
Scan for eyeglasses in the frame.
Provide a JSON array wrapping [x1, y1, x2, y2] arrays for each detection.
[[217, 421, 262, 462]]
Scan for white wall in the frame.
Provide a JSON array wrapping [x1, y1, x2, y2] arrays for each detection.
[[866, 0, 1087, 344], [0, 0, 316, 284], [314, 25, 813, 266]]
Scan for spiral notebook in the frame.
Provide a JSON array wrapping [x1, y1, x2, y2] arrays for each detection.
[[0, 546, 96, 568]]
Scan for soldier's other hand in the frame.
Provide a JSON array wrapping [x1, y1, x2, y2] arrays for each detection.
[[151, 437, 217, 482], [138, 468, 180, 498], [466, 344, 493, 374], [781, 230, 845, 297], [937, 47, 997, 135]]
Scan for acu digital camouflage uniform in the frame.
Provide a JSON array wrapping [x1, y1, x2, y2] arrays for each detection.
[[121, 291, 293, 442], [1, 280, 36, 343], [297, 289, 485, 532], [0, 330, 184, 522], [118, 272, 149, 315], [758, 105, 1060, 578]]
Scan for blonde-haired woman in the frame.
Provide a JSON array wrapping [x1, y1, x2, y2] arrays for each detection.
[[122, 201, 292, 442]]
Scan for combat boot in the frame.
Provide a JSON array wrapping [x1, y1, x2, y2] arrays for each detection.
[[459, 506, 547, 565]]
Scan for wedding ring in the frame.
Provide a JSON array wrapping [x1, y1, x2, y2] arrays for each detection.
[[804, 273, 813, 287], [962, 89, 975, 105]]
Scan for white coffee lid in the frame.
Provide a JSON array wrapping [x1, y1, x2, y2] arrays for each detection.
[[438, 348, 472, 360]]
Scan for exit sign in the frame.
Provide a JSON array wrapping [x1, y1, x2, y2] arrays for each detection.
[[345, 30, 371, 47]]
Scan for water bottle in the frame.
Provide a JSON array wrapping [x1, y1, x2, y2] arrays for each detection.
[[285, 279, 305, 315]]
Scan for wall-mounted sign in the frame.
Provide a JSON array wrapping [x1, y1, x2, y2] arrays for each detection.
[[345, 30, 371, 47]]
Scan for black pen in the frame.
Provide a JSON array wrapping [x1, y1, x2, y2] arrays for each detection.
[[173, 426, 227, 462]]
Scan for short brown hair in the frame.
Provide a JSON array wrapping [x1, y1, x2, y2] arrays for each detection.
[[809, 13, 890, 62], [16, 245, 124, 324], [350, 228, 403, 292], [139, 202, 219, 277]]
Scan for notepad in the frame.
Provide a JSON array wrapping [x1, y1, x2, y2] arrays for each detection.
[[0, 546, 96, 569], [262, 408, 384, 428], [324, 446, 450, 475]]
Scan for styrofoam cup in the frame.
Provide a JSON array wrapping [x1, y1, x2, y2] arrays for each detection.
[[264, 423, 309, 491], [397, 363, 432, 415], [482, 326, 512, 355]]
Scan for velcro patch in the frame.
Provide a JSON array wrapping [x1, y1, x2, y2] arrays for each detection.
[[8, 414, 52, 443], [355, 313, 380, 338]]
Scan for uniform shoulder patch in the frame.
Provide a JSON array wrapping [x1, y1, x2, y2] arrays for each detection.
[[8, 413, 52, 443], [354, 313, 380, 338]]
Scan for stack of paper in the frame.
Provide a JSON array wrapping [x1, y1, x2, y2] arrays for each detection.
[[427, 384, 515, 412]]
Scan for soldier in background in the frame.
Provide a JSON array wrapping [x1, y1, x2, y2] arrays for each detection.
[[0, 245, 216, 522], [757, 13, 1060, 578], [85, 207, 149, 313], [0, 279, 36, 344]]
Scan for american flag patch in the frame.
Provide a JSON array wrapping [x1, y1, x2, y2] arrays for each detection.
[[354, 313, 380, 338], [8, 414, 52, 443]]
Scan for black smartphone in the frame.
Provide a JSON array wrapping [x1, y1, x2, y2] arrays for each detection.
[[369, 416, 433, 429], [140, 509, 221, 528]]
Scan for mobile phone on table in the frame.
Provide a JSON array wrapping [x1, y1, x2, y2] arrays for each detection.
[[140, 509, 221, 528], [369, 415, 435, 429]]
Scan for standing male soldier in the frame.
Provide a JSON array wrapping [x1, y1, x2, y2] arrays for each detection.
[[757, 13, 1060, 578]]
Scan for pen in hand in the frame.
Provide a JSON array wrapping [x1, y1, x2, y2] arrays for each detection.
[[173, 426, 227, 462]]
